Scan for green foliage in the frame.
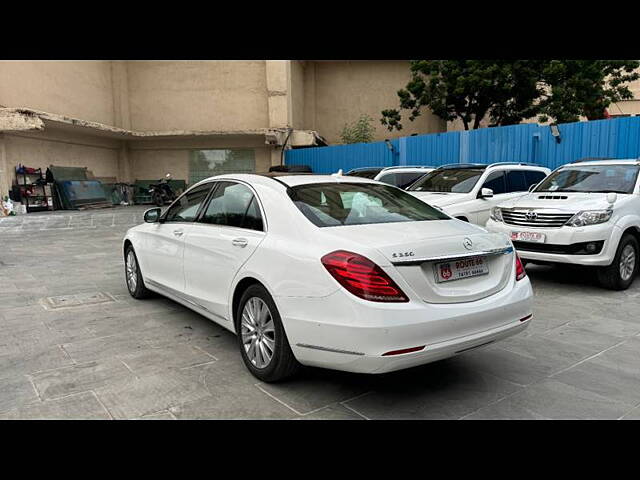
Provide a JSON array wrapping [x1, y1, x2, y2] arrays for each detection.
[[340, 114, 376, 144], [537, 60, 640, 123], [381, 60, 640, 130]]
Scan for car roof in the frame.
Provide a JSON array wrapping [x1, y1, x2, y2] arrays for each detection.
[[191, 172, 379, 190], [564, 159, 640, 167]]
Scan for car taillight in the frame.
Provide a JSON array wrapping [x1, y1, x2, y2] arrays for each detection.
[[321, 250, 409, 302], [515, 253, 527, 281]]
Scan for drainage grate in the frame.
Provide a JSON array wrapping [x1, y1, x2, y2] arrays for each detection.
[[42, 291, 116, 310]]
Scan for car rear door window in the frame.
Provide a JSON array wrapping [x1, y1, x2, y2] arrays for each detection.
[[200, 181, 264, 231], [505, 170, 528, 192], [482, 171, 506, 194], [163, 183, 213, 222]]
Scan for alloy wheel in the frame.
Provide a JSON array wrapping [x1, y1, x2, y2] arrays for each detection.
[[620, 244, 636, 281], [240, 297, 276, 369], [126, 251, 138, 292]]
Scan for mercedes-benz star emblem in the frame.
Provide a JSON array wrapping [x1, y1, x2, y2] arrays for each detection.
[[525, 210, 538, 221], [463, 238, 473, 250]]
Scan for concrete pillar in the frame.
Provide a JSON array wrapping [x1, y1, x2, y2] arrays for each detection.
[[0, 134, 10, 199], [265, 60, 291, 129], [117, 141, 133, 183], [111, 61, 131, 130]]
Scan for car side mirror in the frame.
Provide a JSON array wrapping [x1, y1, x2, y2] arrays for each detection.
[[479, 188, 494, 199], [144, 207, 162, 223]]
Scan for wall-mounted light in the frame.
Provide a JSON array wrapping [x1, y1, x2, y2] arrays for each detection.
[[384, 139, 396, 153], [550, 124, 561, 144]]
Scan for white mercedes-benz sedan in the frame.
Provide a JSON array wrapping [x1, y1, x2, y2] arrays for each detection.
[[123, 173, 533, 382]]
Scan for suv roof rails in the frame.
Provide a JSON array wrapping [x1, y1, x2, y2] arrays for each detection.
[[346, 166, 384, 172], [569, 157, 640, 164], [436, 163, 488, 170], [381, 165, 435, 171], [486, 162, 542, 168]]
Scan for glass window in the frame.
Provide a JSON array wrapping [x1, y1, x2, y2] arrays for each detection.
[[345, 169, 383, 179], [408, 168, 484, 193], [189, 149, 256, 184], [524, 170, 547, 188], [164, 183, 212, 222], [505, 170, 527, 192], [289, 182, 449, 228], [482, 171, 506, 194], [200, 181, 263, 231], [536, 165, 640, 194], [378, 172, 429, 189]]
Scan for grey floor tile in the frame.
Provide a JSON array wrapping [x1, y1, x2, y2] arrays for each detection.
[[0, 375, 40, 413], [31, 359, 137, 400], [345, 358, 522, 420], [464, 380, 632, 420], [256, 368, 373, 415], [297, 404, 365, 420], [0, 391, 111, 420], [95, 369, 212, 419]]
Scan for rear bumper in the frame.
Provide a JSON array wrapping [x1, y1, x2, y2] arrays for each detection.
[[276, 277, 533, 374], [486, 219, 620, 266]]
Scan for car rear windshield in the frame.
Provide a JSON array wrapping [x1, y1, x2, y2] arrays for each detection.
[[407, 168, 484, 193], [535, 165, 640, 194], [288, 182, 450, 227], [345, 169, 383, 179]]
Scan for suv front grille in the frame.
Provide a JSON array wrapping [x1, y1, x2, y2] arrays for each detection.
[[502, 209, 575, 228]]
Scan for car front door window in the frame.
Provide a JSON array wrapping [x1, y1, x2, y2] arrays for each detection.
[[482, 171, 506, 195], [164, 183, 212, 222]]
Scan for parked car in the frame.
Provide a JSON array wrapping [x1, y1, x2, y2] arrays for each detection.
[[373, 166, 435, 189], [486, 158, 640, 290], [123, 173, 533, 381], [407, 163, 550, 226], [344, 167, 385, 179]]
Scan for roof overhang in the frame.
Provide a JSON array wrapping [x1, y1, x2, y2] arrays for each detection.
[[0, 107, 323, 146]]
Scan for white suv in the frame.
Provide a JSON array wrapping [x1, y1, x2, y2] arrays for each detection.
[[486, 159, 640, 290], [374, 166, 435, 189], [407, 163, 550, 226]]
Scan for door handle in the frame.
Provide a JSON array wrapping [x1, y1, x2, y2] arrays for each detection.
[[173, 229, 184, 237], [232, 237, 248, 248]]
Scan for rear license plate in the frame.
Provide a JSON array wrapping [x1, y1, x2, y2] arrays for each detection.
[[511, 231, 546, 243], [435, 256, 489, 283]]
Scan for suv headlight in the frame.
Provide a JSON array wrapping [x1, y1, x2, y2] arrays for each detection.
[[490, 207, 503, 222], [565, 209, 613, 227]]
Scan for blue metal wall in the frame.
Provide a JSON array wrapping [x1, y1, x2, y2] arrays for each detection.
[[285, 117, 640, 173]]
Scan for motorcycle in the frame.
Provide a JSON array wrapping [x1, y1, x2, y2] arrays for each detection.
[[149, 173, 176, 206]]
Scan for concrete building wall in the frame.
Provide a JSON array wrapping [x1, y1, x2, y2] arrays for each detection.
[[126, 61, 270, 132], [0, 61, 115, 125], [303, 61, 446, 143], [4, 128, 120, 180], [128, 136, 273, 182]]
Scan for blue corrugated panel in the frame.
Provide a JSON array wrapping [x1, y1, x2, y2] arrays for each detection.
[[285, 117, 640, 173], [404, 131, 460, 167]]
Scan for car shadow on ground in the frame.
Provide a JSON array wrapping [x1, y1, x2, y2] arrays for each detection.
[[525, 262, 602, 288]]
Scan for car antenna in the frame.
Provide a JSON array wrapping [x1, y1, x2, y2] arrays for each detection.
[[332, 169, 343, 177]]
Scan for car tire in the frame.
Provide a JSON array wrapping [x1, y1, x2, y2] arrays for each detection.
[[597, 234, 639, 290], [125, 245, 152, 299], [235, 284, 300, 382]]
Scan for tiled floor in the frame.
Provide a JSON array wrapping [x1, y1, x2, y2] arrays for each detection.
[[1, 207, 639, 419]]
